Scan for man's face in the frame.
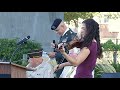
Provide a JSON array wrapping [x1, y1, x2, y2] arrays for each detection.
[[28, 58, 36, 66], [28, 57, 42, 67], [54, 24, 64, 36]]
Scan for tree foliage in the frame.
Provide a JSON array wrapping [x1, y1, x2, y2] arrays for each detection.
[[104, 12, 120, 19], [64, 12, 120, 22], [64, 12, 98, 22], [64, 12, 99, 27], [102, 39, 120, 51], [101, 39, 115, 51], [0, 38, 42, 66]]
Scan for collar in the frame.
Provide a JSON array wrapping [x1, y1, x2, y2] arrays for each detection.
[[62, 27, 70, 36]]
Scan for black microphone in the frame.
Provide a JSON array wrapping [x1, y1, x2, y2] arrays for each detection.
[[53, 40, 55, 44], [17, 36, 30, 45], [53, 40, 58, 52]]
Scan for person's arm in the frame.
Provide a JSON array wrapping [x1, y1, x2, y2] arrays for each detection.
[[59, 46, 90, 66], [58, 62, 72, 68], [54, 62, 72, 72]]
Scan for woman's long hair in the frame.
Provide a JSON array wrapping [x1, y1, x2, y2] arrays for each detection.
[[80, 19, 102, 59]]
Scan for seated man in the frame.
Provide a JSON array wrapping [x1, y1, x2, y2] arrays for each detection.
[[26, 49, 54, 78]]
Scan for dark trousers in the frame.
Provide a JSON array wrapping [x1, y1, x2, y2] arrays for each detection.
[[54, 67, 64, 78]]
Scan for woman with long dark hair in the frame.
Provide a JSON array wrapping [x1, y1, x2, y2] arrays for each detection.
[[58, 19, 103, 78]]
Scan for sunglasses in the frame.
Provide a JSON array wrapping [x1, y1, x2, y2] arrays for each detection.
[[28, 56, 41, 58], [33, 56, 41, 58]]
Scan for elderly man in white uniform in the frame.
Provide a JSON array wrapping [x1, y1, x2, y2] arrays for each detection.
[[26, 49, 54, 78]]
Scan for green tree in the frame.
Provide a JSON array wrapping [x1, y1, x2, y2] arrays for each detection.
[[105, 12, 120, 19], [0, 38, 42, 66], [64, 12, 99, 27], [64, 12, 120, 27], [102, 39, 120, 64], [102, 39, 115, 51]]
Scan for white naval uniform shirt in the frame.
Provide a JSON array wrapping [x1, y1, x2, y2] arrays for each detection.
[[26, 60, 54, 78]]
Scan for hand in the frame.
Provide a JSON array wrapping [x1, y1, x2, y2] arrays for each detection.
[[53, 63, 66, 72], [53, 64, 63, 72], [57, 43, 65, 54], [51, 43, 55, 48], [53, 64, 60, 72], [48, 52, 56, 58]]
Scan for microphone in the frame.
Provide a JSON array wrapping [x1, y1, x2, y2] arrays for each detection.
[[17, 36, 30, 45], [53, 40, 58, 52], [53, 40, 55, 44]]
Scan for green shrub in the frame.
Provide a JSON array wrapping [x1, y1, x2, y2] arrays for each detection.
[[0, 38, 42, 66], [94, 39, 120, 78], [95, 63, 116, 78], [95, 58, 120, 78], [95, 59, 116, 78], [111, 61, 120, 72]]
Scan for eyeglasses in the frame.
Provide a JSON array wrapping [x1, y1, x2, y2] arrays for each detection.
[[29, 56, 41, 58], [33, 56, 41, 58]]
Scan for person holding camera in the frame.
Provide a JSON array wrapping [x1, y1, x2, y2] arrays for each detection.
[[48, 18, 77, 78]]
